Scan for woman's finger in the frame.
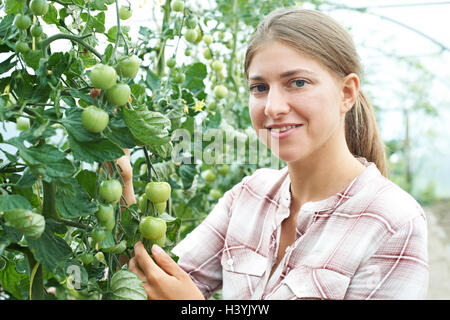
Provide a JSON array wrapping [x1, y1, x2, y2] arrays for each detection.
[[133, 241, 165, 282], [151, 244, 187, 280], [128, 257, 146, 282]]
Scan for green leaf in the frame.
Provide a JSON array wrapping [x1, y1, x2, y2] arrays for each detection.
[[16, 168, 38, 188], [4, 1, 25, 15], [103, 44, 114, 64], [67, 134, 124, 164], [103, 117, 138, 149], [23, 50, 44, 70], [179, 163, 197, 189], [149, 141, 173, 159], [42, 4, 59, 25], [26, 224, 73, 276], [0, 259, 29, 300], [76, 169, 97, 199], [110, 270, 147, 300], [145, 70, 161, 93], [56, 180, 98, 219], [0, 54, 15, 74], [121, 107, 171, 147], [0, 194, 32, 211], [119, 207, 139, 246], [0, 15, 15, 39], [159, 213, 181, 244], [185, 62, 207, 94], [8, 138, 76, 182]]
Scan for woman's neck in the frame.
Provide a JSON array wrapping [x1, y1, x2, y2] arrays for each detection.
[[287, 144, 365, 209]]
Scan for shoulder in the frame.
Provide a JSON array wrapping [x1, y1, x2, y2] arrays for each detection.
[[236, 166, 289, 200], [356, 174, 427, 234]]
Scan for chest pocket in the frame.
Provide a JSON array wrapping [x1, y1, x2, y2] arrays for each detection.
[[221, 247, 268, 299], [267, 266, 351, 300]]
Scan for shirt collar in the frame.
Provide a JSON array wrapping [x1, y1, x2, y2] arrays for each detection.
[[277, 157, 382, 213]]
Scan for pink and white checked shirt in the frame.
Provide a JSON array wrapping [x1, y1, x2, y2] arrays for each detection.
[[172, 158, 429, 300]]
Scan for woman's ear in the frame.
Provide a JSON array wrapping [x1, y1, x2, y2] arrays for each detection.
[[340, 73, 360, 113]]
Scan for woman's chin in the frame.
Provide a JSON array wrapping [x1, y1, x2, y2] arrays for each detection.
[[272, 148, 307, 164]]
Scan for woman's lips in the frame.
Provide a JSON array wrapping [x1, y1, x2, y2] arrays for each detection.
[[268, 124, 303, 139]]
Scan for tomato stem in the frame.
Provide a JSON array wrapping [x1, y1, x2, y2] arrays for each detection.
[[40, 33, 102, 60], [42, 181, 59, 220]]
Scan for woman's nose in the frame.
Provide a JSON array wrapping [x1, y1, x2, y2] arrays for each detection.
[[264, 87, 290, 119]]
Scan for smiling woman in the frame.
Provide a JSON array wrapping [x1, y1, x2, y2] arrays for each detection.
[[123, 7, 429, 300]]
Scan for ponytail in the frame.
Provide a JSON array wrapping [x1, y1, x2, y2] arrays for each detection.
[[345, 90, 388, 177]]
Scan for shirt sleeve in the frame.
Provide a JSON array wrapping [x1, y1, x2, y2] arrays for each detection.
[[345, 214, 429, 299], [171, 175, 250, 299]]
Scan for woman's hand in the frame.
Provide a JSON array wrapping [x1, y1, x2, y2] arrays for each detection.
[[115, 148, 133, 182], [128, 241, 205, 300], [104, 148, 136, 207]]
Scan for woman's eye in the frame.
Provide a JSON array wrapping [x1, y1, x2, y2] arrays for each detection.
[[291, 79, 306, 88], [249, 84, 267, 93]]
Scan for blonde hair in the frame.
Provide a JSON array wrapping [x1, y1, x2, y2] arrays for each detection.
[[244, 8, 388, 177]]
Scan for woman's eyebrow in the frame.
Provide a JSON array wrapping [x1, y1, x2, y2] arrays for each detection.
[[248, 68, 317, 81]]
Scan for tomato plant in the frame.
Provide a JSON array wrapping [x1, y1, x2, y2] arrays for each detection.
[[0, 0, 287, 300]]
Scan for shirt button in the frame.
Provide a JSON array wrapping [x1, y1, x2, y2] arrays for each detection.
[[227, 258, 234, 266]]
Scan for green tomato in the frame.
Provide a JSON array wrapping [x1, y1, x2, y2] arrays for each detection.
[[98, 179, 123, 204], [95, 251, 105, 263], [171, 0, 184, 12], [118, 55, 140, 78], [203, 48, 212, 60], [214, 85, 228, 99], [153, 201, 167, 214], [203, 34, 213, 45], [194, 28, 202, 42], [30, 24, 43, 37], [138, 194, 149, 214], [184, 49, 191, 56], [211, 60, 223, 72], [166, 57, 176, 69], [81, 105, 109, 133], [96, 203, 115, 223], [89, 64, 117, 90], [150, 233, 166, 248], [91, 228, 106, 243], [15, 41, 30, 54], [204, 169, 217, 182], [14, 14, 32, 30], [30, 0, 49, 16], [139, 216, 167, 240], [184, 29, 197, 43], [101, 217, 115, 231], [207, 101, 216, 111], [119, 6, 132, 20], [2, 209, 45, 240], [145, 181, 171, 203], [105, 83, 131, 106], [173, 72, 185, 84], [209, 188, 222, 200], [16, 117, 30, 130], [218, 164, 230, 175], [139, 195, 165, 215], [80, 252, 94, 265]]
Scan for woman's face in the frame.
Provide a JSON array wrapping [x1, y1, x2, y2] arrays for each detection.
[[247, 41, 357, 163]]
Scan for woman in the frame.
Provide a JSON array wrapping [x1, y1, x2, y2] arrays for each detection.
[[119, 8, 429, 300]]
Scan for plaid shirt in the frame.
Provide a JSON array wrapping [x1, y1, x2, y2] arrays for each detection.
[[172, 158, 429, 300]]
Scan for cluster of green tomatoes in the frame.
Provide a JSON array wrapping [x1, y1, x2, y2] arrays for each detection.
[[81, 54, 140, 134]]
